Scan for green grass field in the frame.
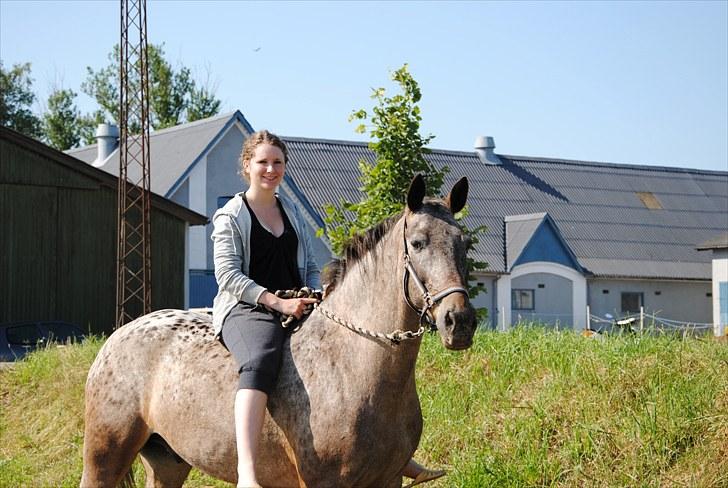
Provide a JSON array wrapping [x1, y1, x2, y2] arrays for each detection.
[[1, 327, 726, 487]]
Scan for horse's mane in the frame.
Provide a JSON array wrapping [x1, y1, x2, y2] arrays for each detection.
[[322, 212, 402, 294]]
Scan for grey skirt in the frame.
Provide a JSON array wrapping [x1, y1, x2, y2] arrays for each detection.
[[220, 302, 290, 395]]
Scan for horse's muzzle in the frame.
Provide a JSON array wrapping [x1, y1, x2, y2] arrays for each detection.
[[435, 297, 477, 350]]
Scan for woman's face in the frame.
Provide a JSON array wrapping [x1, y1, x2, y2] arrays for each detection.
[[245, 143, 286, 192]]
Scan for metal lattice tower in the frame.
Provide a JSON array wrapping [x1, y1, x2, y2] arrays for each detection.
[[116, 0, 152, 327]]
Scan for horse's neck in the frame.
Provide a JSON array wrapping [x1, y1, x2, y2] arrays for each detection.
[[322, 220, 421, 371]]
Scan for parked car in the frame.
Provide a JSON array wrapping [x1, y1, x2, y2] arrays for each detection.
[[0, 321, 86, 361]]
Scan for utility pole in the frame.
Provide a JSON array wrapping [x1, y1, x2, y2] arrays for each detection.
[[116, 0, 152, 327]]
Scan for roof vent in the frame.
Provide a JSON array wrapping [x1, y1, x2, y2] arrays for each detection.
[[474, 136, 501, 165], [93, 123, 119, 167]]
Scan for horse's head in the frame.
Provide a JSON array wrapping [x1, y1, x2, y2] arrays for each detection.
[[403, 175, 477, 350]]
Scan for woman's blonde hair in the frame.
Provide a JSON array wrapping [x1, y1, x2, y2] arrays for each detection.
[[239, 130, 289, 181]]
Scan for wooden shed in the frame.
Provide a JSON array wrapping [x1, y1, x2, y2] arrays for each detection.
[[0, 126, 207, 335]]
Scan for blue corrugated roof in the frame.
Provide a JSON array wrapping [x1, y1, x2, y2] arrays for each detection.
[[282, 137, 728, 280]]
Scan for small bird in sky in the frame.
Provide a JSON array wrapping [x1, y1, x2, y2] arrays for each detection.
[[253, 47, 261, 52]]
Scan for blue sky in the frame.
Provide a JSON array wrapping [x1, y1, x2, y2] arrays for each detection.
[[1, 0, 726, 171]]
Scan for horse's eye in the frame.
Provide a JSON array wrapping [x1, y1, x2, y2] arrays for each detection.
[[411, 239, 425, 251]]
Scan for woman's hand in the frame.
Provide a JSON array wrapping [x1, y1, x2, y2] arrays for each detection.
[[259, 292, 319, 319]]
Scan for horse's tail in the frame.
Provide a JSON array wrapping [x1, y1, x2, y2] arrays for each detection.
[[119, 468, 136, 488]]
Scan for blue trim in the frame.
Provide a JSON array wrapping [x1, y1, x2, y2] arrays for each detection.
[[165, 111, 254, 199], [217, 195, 234, 209], [513, 216, 584, 272], [189, 270, 218, 308]]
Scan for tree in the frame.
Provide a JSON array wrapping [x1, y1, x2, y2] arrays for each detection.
[[82, 43, 221, 130], [323, 64, 447, 253], [322, 64, 488, 309], [42, 88, 84, 150], [0, 61, 42, 138], [188, 83, 222, 122]]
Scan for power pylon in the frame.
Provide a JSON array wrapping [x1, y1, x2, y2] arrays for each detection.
[[116, 0, 152, 327]]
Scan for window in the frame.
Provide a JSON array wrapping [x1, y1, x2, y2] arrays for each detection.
[[635, 192, 663, 210], [512, 289, 535, 310], [621, 292, 644, 314]]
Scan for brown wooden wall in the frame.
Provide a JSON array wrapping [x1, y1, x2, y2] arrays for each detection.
[[1, 138, 188, 335]]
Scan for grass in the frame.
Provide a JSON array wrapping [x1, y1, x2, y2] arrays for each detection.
[[1, 327, 726, 487]]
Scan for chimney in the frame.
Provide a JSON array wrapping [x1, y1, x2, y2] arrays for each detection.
[[92, 123, 119, 167], [474, 136, 501, 165]]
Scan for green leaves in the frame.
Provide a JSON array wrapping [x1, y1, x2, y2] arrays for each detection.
[[81, 43, 221, 130], [323, 64, 446, 251], [0, 61, 42, 138], [42, 88, 82, 150], [322, 64, 489, 311]]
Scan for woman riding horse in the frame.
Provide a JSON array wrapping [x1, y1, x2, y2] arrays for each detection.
[[212, 130, 445, 487]]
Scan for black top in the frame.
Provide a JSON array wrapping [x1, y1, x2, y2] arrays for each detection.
[[243, 195, 302, 293]]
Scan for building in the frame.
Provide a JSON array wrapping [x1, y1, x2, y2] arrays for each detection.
[[68, 113, 728, 333], [697, 233, 728, 336], [68, 111, 331, 308], [282, 135, 728, 332], [1, 126, 207, 335]]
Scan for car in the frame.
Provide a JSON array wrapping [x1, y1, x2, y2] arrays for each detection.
[[0, 321, 86, 362]]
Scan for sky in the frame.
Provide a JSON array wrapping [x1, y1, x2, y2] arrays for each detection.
[[1, 0, 727, 172]]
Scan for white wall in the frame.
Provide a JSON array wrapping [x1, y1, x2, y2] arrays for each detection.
[[511, 272, 573, 328], [469, 275, 495, 329], [710, 249, 728, 336], [188, 155, 207, 270], [587, 278, 712, 324], [505, 262, 588, 330]]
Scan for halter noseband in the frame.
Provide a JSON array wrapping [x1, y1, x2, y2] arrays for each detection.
[[402, 216, 469, 330]]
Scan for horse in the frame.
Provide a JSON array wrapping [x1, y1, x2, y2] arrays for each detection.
[[81, 175, 477, 488]]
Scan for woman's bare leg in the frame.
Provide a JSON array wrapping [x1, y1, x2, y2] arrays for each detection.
[[234, 389, 268, 488]]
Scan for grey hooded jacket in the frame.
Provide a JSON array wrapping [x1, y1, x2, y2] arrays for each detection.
[[211, 192, 321, 335]]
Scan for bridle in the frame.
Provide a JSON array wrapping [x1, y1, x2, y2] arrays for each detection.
[[315, 214, 469, 345], [401, 216, 469, 332]]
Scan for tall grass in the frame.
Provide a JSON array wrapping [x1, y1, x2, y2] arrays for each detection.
[[415, 327, 728, 487], [1, 327, 726, 487]]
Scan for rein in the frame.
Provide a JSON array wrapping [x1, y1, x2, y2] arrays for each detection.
[[315, 215, 469, 345]]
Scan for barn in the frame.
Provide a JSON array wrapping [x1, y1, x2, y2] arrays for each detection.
[[0, 126, 207, 335]]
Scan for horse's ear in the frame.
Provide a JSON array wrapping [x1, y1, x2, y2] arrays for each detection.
[[407, 174, 426, 212], [446, 177, 469, 214]]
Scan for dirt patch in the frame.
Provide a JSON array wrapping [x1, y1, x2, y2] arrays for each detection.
[[0, 362, 16, 371]]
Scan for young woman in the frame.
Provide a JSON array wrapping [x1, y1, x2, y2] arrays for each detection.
[[211, 130, 444, 487]]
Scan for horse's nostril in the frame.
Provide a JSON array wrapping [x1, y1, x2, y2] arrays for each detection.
[[445, 310, 455, 329]]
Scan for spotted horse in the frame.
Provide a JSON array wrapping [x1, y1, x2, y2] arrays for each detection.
[[81, 175, 477, 488]]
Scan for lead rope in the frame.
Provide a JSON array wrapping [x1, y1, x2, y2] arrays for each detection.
[[264, 287, 322, 332], [267, 287, 426, 345], [316, 305, 427, 345]]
